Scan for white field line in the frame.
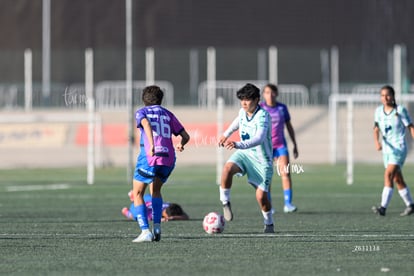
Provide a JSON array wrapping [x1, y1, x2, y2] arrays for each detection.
[[0, 233, 413, 239], [5, 183, 70, 192], [176, 233, 414, 238]]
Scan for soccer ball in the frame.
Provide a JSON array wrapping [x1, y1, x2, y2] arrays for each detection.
[[203, 212, 225, 234]]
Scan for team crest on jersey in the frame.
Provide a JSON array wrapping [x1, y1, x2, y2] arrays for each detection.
[[241, 131, 250, 141], [385, 125, 392, 134]]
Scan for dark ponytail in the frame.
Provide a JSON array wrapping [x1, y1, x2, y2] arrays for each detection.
[[381, 85, 398, 115]]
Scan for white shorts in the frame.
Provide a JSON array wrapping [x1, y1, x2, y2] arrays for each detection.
[[227, 150, 273, 192]]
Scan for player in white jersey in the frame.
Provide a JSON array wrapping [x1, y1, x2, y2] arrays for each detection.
[[218, 83, 275, 233], [372, 85, 414, 216]]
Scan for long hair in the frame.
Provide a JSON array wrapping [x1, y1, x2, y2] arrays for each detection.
[[264, 83, 278, 94], [381, 85, 396, 107], [381, 85, 398, 115], [165, 203, 184, 216]]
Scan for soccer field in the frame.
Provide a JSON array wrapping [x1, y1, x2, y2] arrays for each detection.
[[1, 164, 413, 275]]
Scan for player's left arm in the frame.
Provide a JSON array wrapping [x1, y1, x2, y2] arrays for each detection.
[[400, 106, 414, 139], [170, 113, 190, 152], [408, 124, 414, 139], [141, 118, 154, 156], [286, 120, 298, 159], [232, 113, 268, 149], [233, 129, 265, 149]]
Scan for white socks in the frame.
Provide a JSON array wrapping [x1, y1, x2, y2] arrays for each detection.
[[262, 210, 273, 225], [381, 186, 414, 208], [398, 187, 414, 207], [381, 187, 393, 208], [219, 187, 230, 205]]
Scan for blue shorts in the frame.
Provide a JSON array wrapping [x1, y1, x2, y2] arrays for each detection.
[[134, 154, 175, 184], [273, 147, 289, 158]]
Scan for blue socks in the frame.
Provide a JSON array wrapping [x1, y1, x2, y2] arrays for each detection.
[[135, 204, 149, 230], [132, 196, 163, 230], [152, 197, 163, 224], [284, 189, 292, 205]]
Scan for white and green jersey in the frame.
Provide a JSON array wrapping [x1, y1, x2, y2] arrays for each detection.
[[374, 105, 412, 154], [224, 106, 273, 166]]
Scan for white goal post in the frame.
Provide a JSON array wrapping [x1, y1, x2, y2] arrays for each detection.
[[329, 93, 414, 185], [0, 111, 102, 184], [216, 97, 224, 185]]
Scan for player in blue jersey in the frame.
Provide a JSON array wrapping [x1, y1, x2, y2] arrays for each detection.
[[218, 83, 275, 233], [372, 85, 414, 216], [131, 85, 190, 242], [260, 84, 299, 213]]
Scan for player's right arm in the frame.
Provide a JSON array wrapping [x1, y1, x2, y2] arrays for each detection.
[[219, 116, 239, 147], [141, 117, 155, 156], [373, 122, 382, 151]]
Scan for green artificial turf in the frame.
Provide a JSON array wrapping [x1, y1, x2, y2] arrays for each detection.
[[1, 164, 413, 275]]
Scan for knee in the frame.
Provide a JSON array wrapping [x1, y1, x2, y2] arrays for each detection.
[[133, 185, 146, 199], [135, 189, 145, 199], [222, 163, 236, 176], [384, 170, 394, 180]]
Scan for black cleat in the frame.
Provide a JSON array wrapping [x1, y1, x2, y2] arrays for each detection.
[[372, 206, 386, 216], [152, 224, 161, 242], [263, 224, 275, 233]]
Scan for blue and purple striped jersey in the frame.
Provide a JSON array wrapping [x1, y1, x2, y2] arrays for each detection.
[[135, 105, 184, 167], [260, 102, 290, 149]]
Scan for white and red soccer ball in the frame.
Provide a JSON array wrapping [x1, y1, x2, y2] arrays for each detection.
[[203, 212, 225, 234]]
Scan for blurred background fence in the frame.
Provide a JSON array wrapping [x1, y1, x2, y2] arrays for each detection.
[[1, 46, 412, 109], [1, 0, 414, 175]]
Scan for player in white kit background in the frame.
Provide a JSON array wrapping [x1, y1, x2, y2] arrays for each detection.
[[372, 85, 414, 216]]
